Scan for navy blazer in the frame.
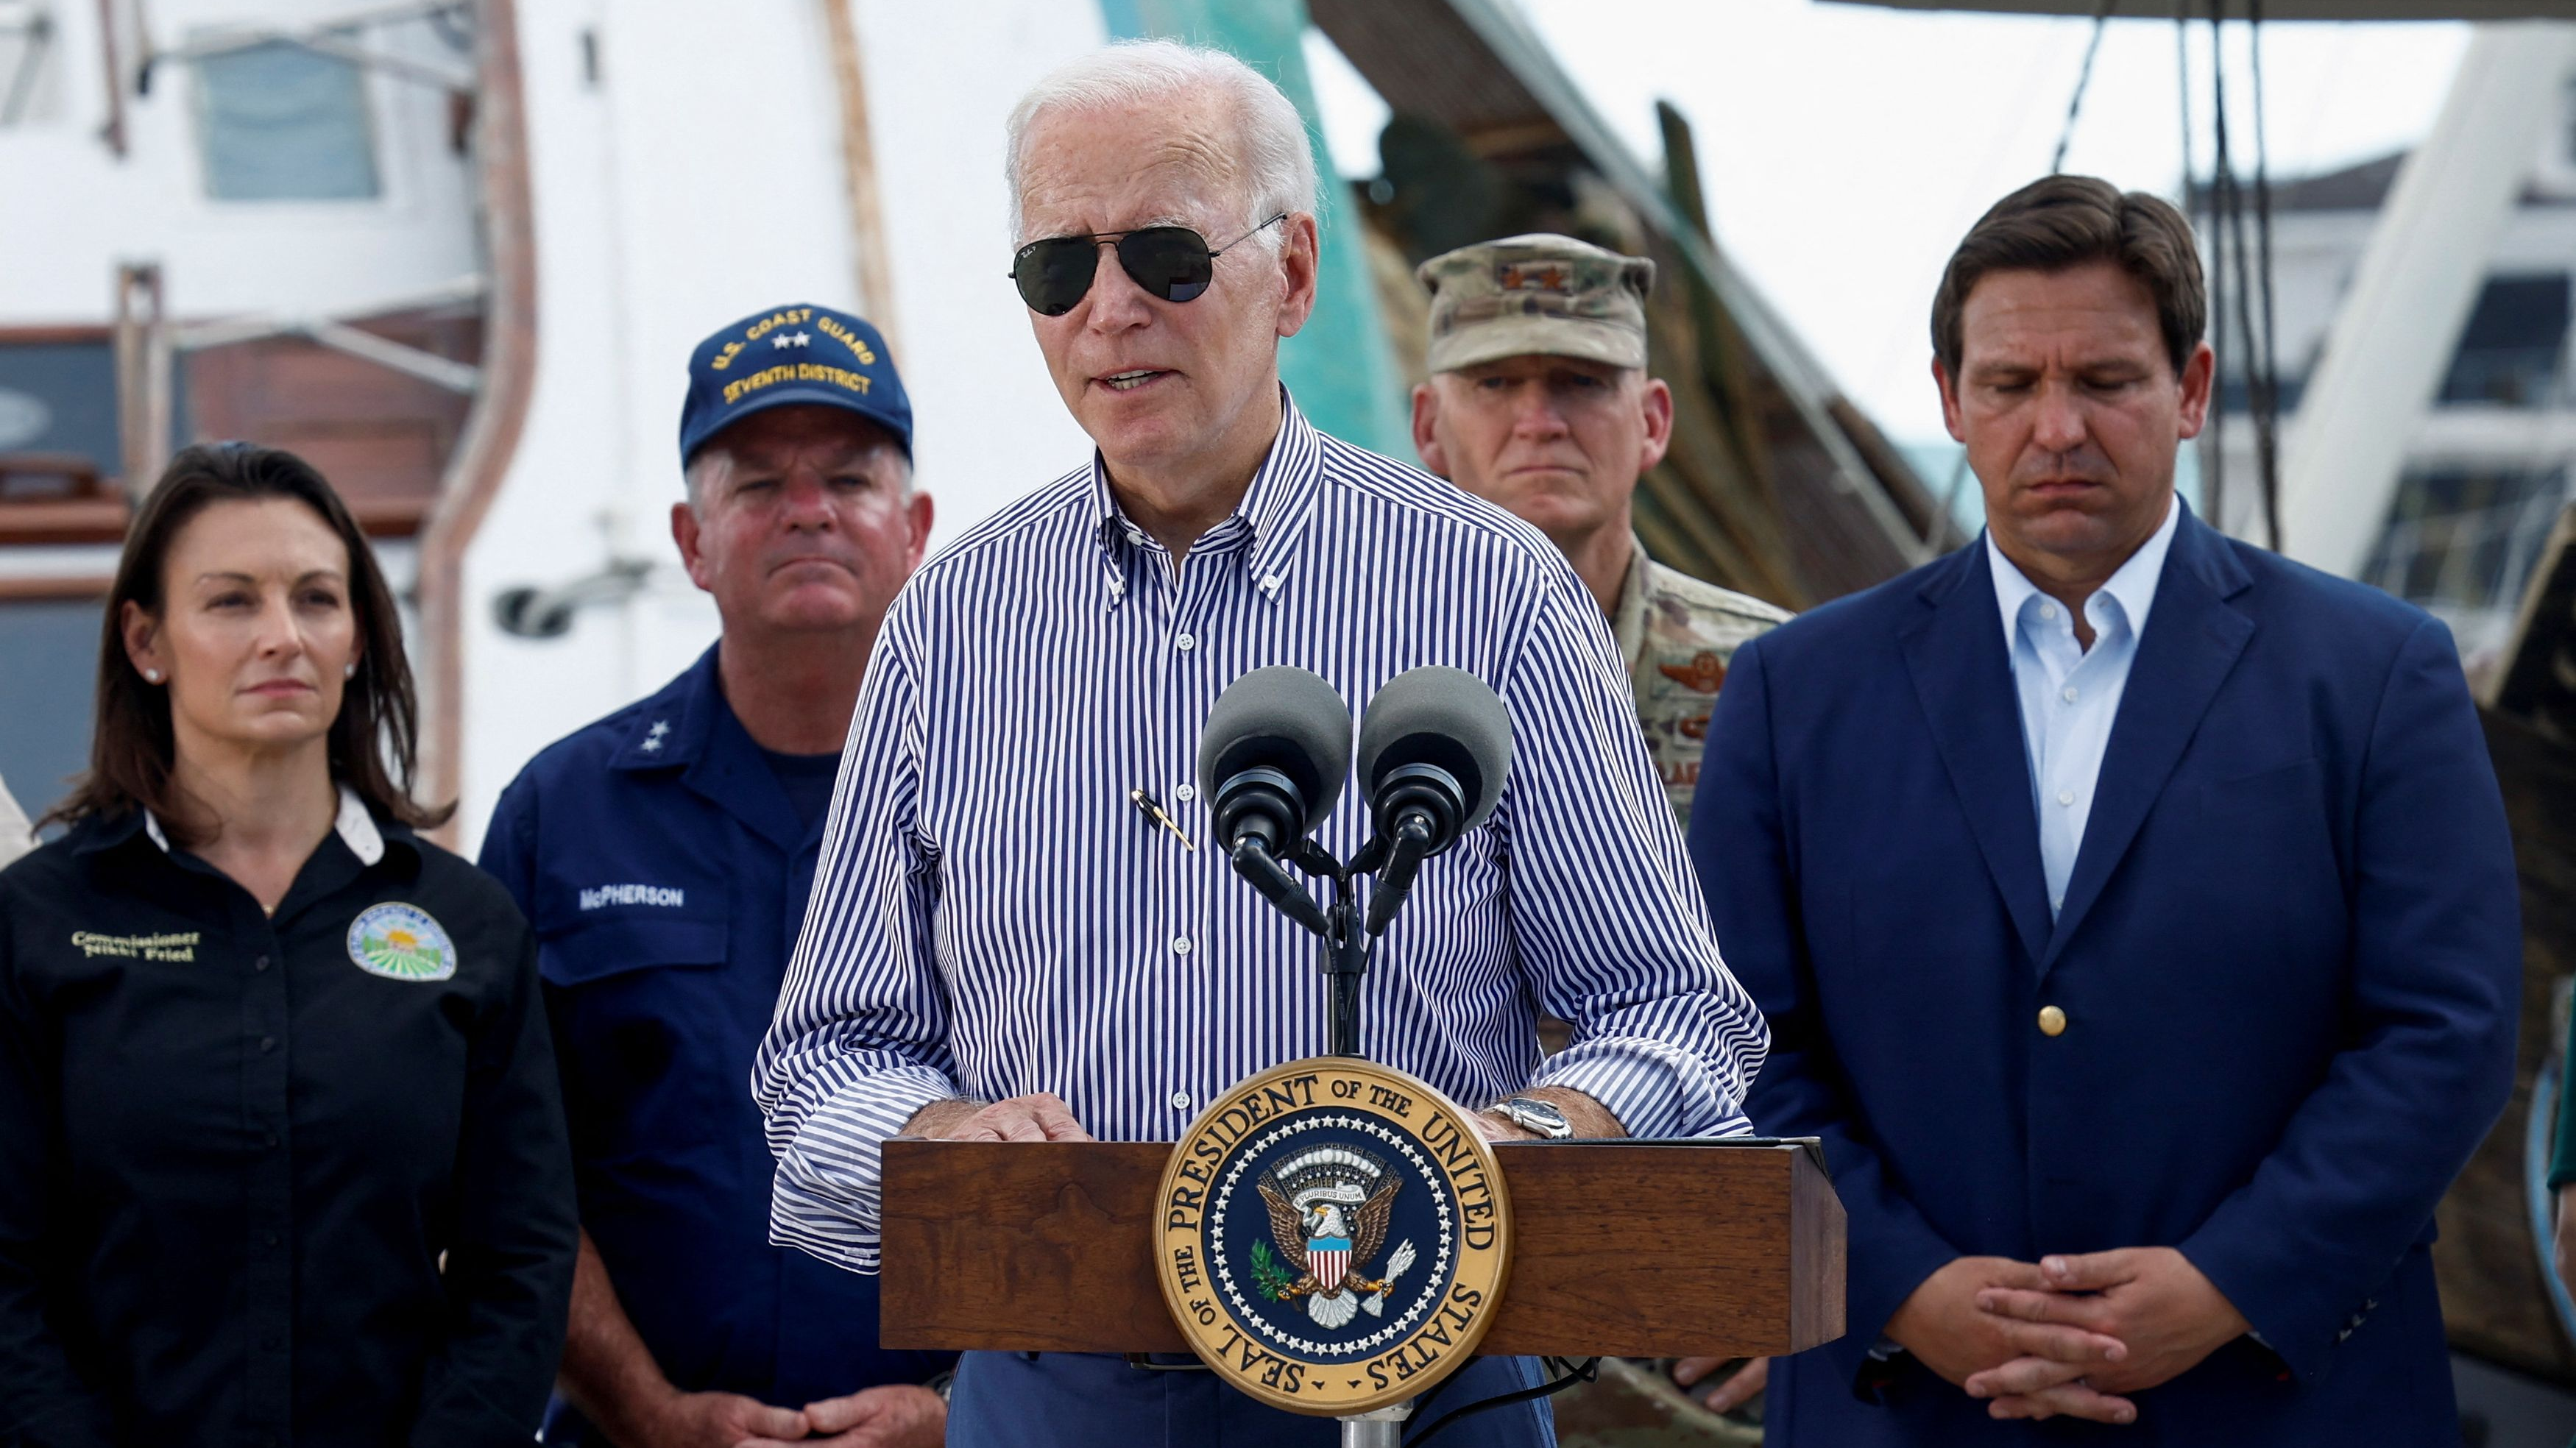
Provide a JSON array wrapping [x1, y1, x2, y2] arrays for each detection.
[[1688, 505, 2519, 1444]]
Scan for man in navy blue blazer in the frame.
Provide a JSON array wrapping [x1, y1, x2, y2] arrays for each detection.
[[1688, 175, 2520, 1444]]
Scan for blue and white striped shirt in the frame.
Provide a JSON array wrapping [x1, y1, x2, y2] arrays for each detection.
[[752, 397, 1767, 1271]]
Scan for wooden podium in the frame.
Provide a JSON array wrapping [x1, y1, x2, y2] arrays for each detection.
[[881, 1136, 1846, 1361]]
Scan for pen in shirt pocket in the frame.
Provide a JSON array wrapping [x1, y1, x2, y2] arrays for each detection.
[[1128, 788, 1197, 851]]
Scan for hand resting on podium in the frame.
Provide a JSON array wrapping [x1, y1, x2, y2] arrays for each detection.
[[1465, 1085, 1625, 1142], [905, 1093, 1096, 1143]]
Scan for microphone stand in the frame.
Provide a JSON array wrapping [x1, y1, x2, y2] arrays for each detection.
[[1288, 840, 1380, 1060], [1277, 835, 1408, 1448]]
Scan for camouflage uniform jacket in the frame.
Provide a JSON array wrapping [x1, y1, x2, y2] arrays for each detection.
[[1610, 535, 1791, 830]]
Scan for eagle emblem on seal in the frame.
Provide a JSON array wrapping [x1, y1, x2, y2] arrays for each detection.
[[1251, 1146, 1419, 1330]]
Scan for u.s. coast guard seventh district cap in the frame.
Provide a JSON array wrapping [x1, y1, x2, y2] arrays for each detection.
[[677, 302, 911, 464], [1415, 233, 1656, 374]]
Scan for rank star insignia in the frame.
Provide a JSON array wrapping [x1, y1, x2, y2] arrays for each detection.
[[773, 330, 812, 349], [641, 720, 670, 753], [1498, 260, 1571, 292]]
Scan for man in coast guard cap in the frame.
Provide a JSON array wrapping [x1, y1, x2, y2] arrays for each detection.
[[480, 304, 952, 1447]]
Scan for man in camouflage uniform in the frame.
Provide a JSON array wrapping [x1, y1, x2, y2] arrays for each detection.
[[1413, 234, 1783, 1438], [1410, 233, 1788, 830]]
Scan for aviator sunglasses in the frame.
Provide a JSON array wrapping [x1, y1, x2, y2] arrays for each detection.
[[1010, 213, 1287, 316]]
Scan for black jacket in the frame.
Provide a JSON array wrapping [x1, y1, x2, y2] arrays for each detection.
[[0, 798, 577, 1447]]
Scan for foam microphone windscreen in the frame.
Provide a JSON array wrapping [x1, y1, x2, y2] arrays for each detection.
[[1197, 666, 1354, 834], [1356, 667, 1513, 833]]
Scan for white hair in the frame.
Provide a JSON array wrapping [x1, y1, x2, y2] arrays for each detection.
[[1004, 39, 1320, 244]]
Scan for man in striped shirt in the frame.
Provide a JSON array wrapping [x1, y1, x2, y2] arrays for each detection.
[[752, 40, 1766, 1447]]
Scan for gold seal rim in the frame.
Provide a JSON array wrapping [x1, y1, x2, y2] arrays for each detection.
[[1151, 1056, 1513, 1416]]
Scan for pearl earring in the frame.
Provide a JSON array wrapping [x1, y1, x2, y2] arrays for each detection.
[[344, 661, 358, 679], [142, 668, 162, 684]]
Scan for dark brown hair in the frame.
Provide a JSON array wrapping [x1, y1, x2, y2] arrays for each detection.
[[1931, 174, 2206, 377], [45, 442, 451, 840]]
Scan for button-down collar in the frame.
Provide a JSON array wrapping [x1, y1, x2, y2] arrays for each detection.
[[1986, 493, 2179, 659], [1086, 387, 1326, 608], [1986, 494, 2180, 915]]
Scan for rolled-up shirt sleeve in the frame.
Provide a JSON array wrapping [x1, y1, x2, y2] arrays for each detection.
[[1499, 575, 1769, 1140], [753, 606, 962, 1274]]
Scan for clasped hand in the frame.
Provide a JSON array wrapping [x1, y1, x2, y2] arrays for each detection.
[[1889, 1248, 2247, 1425], [643, 1384, 944, 1448]]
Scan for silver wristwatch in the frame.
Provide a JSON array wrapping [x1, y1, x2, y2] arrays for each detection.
[[1496, 1096, 1574, 1140]]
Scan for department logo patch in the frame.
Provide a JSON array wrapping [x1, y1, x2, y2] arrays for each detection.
[[1155, 1058, 1510, 1416], [346, 903, 456, 982]]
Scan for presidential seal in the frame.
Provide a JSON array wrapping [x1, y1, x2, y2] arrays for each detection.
[[1154, 1057, 1510, 1416], [346, 903, 457, 982]]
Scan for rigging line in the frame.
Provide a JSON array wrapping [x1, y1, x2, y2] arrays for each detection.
[[2214, 3, 2278, 552], [2051, 0, 2122, 174], [2248, 0, 2284, 551], [2198, 1, 2228, 533], [2174, 10, 2195, 207]]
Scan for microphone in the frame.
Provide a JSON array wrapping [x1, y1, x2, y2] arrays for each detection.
[[1197, 667, 1353, 936], [1354, 667, 1512, 936]]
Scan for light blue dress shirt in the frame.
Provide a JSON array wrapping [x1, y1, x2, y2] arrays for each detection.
[[1986, 497, 2181, 916], [755, 396, 1765, 1273]]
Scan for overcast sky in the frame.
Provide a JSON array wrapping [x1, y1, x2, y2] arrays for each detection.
[[1307, 1, 2470, 446]]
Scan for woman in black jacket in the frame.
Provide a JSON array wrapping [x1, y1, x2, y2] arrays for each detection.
[[0, 442, 576, 1446]]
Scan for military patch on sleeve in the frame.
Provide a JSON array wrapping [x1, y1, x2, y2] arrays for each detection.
[[346, 903, 458, 982], [1656, 650, 1729, 694]]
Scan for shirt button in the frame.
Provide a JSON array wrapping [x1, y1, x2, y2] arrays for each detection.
[[1175, 632, 1197, 651], [1260, 574, 1281, 592], [2039, 603, 2058, 622], [263, 1232, 280, 1248], [2061, 686, 2078, 703], [2056, 789, 2076, 807], [252, 954, 269, 973], [1171, 937, 1192, 957], [1170, 1090, 1192, 1111], [258, 1035, 277, 1053], [2037, 1005, 2068, 1037], [1176, 784, 1196, 802]]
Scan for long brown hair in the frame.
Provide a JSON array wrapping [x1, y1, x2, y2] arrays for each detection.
[[44, 442, 452, 840]]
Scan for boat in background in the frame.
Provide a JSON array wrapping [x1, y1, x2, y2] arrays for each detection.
[[0, 0, 1942, 863], [25, 1, 2576, 1439]]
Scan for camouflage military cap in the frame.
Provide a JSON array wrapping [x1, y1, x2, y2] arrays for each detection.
[[1416, 233, 1655, 373]]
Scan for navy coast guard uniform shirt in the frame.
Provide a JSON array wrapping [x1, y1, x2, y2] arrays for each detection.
[[481, 645, 949, 1438], [0, 791, 576, 1447]]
